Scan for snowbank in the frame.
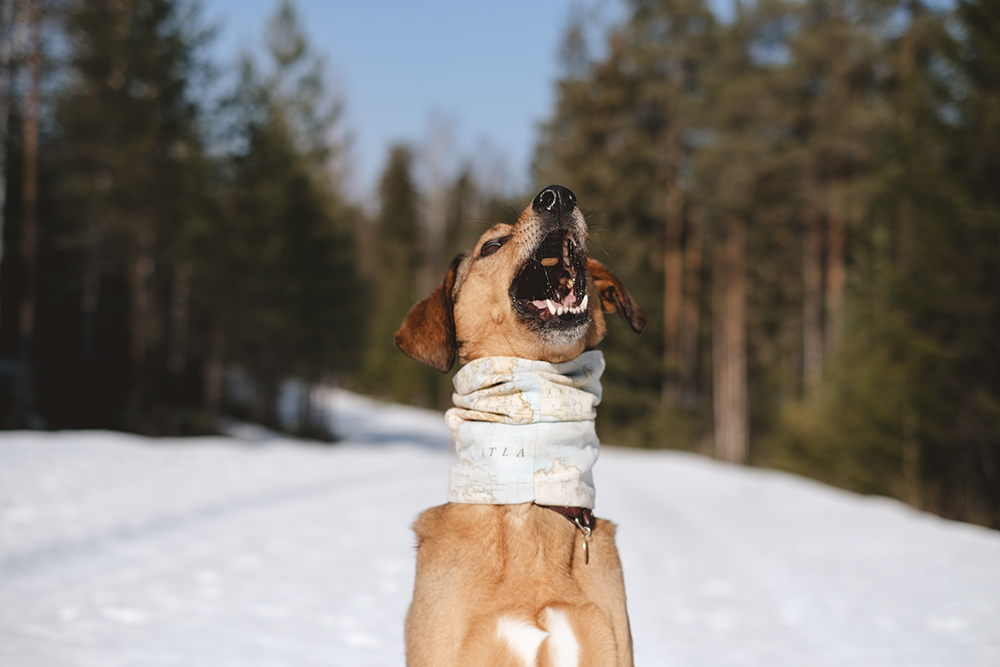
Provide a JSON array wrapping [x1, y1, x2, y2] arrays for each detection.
[[1, 394, 997, 666]]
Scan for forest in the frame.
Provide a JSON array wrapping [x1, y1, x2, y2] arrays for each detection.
[[0, 0, 997, 528]]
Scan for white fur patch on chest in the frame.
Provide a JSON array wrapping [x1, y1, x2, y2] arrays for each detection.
[[544, 607, 581, 667], [496, 617, 548, 666], [495, 607, 580, 667]]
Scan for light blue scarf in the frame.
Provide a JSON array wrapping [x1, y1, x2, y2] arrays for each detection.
[[445, 351, 604, 508]]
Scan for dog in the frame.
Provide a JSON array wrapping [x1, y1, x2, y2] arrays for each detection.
[[395, 185, 645, 666]]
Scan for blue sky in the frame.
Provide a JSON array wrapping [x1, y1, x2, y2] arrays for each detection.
[[202, 0, 730, 202]]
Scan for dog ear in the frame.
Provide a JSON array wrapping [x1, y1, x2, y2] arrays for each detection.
[[394, 254, 464, 372], [587, 258, 647, 334]]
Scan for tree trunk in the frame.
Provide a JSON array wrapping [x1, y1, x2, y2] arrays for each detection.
[[12, 0, 39, 427], [713, 216, 747, 464], [825, 178, 846, 356], [128, 220, 156, 414], [897, 5, 916, 272], [678, 204, 702, 408], [204, 319, 224, 419], [252, 372, 279, 429], [297, 378, 309, 434], [0, 0, 26, 286], [17, 0, 39, 349], [824, 6, 850, 359], [802, 193, 824, 396], [661, 142, 685, 404], [167, 261, 192, 375], [80, 206, 104, 358], [902, 409, 921, 507], [898, 3, 921, 507], [296, 375, 323, 438]]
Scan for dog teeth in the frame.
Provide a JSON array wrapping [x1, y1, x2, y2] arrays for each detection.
[[545, 295, 589, 316], [536, 294, 588, 317]]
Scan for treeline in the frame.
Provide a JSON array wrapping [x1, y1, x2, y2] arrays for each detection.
[[534, 0, 999, 527], [1, 0, 997, 527], [0, 0, 513, 437], [0, 0, 367, 436]]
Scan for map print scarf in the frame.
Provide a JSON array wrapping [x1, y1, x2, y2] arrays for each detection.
[[445, 351, 604, 508]]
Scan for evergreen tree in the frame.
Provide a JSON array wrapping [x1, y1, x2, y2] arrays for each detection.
[[536, 0, 999, 526], [535, 0, 718, 449], [772, 0, 1000, 526], [209, 0, 362, 433], [691, 3, 770, 463], [38, 0, 212, 430], [359, 143, 445, 407], [628, 0, 717, 406]]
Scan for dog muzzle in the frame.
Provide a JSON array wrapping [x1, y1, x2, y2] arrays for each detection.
[[445, 350, 604, 508]]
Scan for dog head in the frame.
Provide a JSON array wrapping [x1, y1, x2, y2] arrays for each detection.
[[395, 185, 645, 371]]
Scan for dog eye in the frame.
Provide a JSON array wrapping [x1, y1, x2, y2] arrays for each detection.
[[480, 238, 506, 257]]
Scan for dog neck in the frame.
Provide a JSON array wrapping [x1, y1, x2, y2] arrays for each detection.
[[445, 351, 604, 509]]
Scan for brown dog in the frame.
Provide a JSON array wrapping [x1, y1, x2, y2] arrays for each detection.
[[395, 185, 645, 666]]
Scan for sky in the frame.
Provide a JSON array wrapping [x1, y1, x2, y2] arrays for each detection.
[[201, 0, 625, 202], [202, 0, 739, 204]]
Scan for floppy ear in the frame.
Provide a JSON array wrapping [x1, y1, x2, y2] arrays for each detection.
[[394, 254, 464, 372], [587, 258, 647, 334]]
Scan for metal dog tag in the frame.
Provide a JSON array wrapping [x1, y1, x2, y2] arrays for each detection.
[[574, 517, 593, 565]]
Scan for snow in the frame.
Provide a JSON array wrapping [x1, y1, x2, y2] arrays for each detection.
[[1, 390, 998, 666]]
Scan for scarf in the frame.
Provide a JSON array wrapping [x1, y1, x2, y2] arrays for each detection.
[[445, 350, 604, 509]]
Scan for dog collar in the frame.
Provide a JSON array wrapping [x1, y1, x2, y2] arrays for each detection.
[[445, 350, 604, 508]]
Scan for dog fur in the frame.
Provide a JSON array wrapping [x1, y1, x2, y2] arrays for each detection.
[[396, 185, 644, 667]]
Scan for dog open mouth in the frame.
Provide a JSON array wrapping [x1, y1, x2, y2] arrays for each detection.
[[509, 229, 589, 326]]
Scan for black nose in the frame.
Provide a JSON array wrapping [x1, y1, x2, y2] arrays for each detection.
[[532, 185, 577, 213]]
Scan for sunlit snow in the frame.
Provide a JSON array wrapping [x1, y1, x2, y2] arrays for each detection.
[[2, 390, 998, 666]]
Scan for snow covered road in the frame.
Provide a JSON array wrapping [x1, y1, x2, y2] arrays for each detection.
[[1, 393, 998, 666]]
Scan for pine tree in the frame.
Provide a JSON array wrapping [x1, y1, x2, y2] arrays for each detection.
[[360, 143, 446, 406], [535, 1, 716, 449], [786, 0, 895, 379], [10, 0, 40, 427], [0, 0, 21, 284], [772, 0, 1000, 526], [691, 1, 786, 463], [38, 0, 212, 430], [209, 0, 361, 433], [891, 0, 1000, 523], [626, 0, 717, 406]]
